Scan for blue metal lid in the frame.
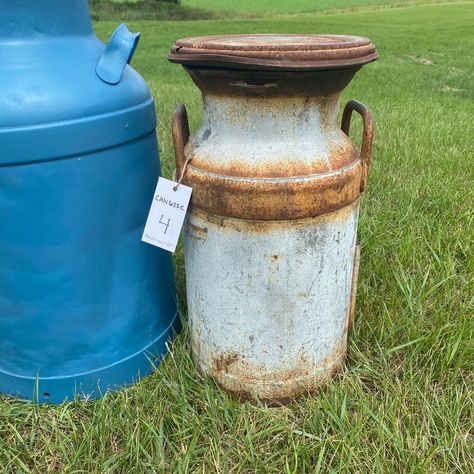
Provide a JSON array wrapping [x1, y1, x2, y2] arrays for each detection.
[[0, 0, 156, 165]]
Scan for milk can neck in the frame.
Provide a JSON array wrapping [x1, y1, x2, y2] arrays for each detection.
[[0, 0, 94, 39], [202, 93, 341, 135]]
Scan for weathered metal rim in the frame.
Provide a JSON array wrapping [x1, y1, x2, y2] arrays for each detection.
[[168, 34, 378, 70], [189, 198, 360, 231], [167, 52, 379, 71], [183, 160, 363, 220], [173, 34, 373, 52]]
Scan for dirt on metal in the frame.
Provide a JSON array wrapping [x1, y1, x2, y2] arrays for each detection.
[[172, 96, 367, 221], [196, 336, 348, 404], [188, 200, 360, 236], [169, 34, 377, 402]]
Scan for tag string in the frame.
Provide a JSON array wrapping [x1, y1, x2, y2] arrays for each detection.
[[173, 156, 192, 191]]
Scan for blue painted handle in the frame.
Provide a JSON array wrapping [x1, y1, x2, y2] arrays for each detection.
[[96, 24, 140, 85]]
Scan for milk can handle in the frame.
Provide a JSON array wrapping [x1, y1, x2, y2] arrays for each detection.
[[96, 24, 140, 85], [172, 104, 190, 183], [341, 100, 374, 192]]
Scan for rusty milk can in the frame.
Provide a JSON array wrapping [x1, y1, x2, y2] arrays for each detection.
[[168, 35, 378, 402]]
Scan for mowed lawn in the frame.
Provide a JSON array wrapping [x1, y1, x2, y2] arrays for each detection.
[[183, 0, 413, 15], [1, 1, 473, 472]]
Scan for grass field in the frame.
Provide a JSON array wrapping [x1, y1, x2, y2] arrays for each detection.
[[183, 0, 417, 15], [1, 1, 473, 472]]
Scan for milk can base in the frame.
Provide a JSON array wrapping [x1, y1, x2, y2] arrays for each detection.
[[194, 339, 347, 404]]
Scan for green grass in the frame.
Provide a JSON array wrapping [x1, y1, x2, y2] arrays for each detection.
[[1, 1, 473, 472], [90, 0, 194, 21], [183, 0, 424, 15]]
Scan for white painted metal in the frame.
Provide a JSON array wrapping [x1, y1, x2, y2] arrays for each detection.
[[185, 203, 359, 400], [190, 94, 355, 177], [183, 92, 361, 400]]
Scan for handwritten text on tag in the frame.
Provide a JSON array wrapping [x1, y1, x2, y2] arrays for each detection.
[[142, 177, 192, 252]]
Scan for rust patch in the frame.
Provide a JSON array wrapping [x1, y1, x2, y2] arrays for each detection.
[[348, 243, 361, 332], [187, 142, 358, 180], [172, 104, 190, 180], [213, 352, 240, 374], [183, 161, 361, 221], [187, 222, 207, 241], [219, 358, 346, 407], [190, 198, 360, 235], [187, 94, 358, 179], [195, 336, 348, 403], [171, 92, 373, 222], [341, 100, 374, 192]]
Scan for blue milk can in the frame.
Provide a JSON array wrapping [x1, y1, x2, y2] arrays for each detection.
[[0, 0, 179, 403]]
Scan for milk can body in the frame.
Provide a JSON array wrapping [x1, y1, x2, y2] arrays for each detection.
[[169, 35, 377, 401], [0, 0, 179, 403]]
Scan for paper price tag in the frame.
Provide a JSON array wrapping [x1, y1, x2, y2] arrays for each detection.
[[142, 177, 192, 252]]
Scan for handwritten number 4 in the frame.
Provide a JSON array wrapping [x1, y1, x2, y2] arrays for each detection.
[[159, 215, 170, 235]]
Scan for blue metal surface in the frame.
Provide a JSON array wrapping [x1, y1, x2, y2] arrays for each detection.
[[0, 0, 179, 403]]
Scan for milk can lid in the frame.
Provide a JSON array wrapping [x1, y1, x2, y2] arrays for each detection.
[[168, 34, 378, 70]]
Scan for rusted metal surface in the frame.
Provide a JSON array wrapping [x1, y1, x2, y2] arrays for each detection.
[[341, 99, 374, 192], [169, 34, 377, 401], [181, 94, 360, 177], [199, 338, 347, 405], [182, 163, 361, 220], [171, 94, 365, 220], [169, 34, 378, 71], [171, 103, 190, 182], [348, 244, 361, 332], [183, 67, 362, 98]]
